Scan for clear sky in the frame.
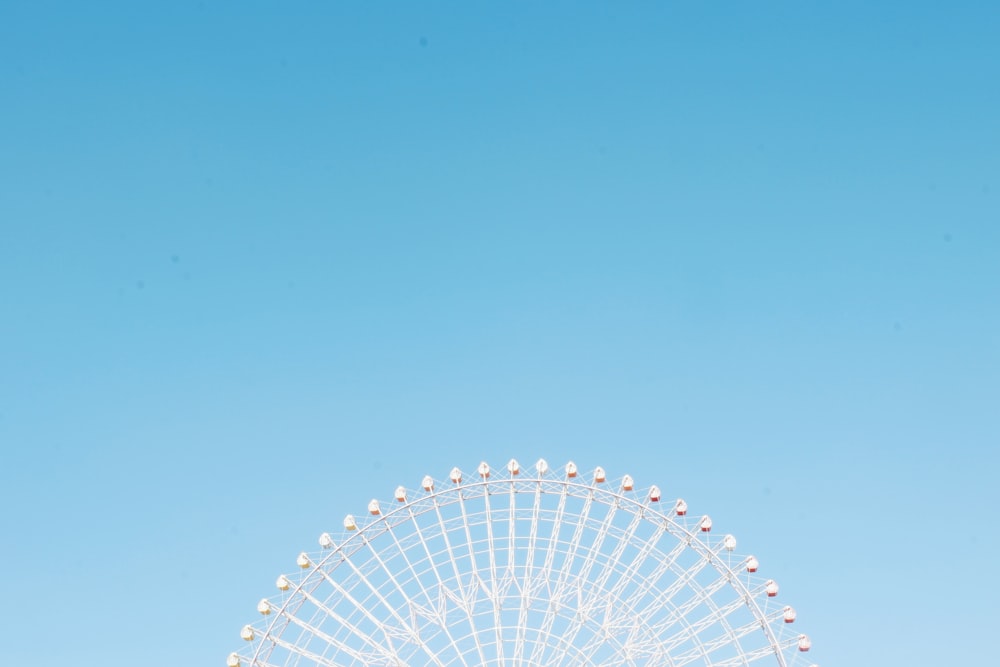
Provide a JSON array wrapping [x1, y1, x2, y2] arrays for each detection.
[[1, 2, 997, 665]]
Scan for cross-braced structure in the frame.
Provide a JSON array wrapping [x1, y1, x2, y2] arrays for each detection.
[[230, 459, 816, 666]]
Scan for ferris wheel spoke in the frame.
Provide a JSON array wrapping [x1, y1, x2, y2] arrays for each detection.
[[592, 631, 678, 667], [658, 589, 785, 667], [663, 582, 754, 643], [287, 615, 395, 660], [304, 564, 411, 661], [243, 660, 282, 667], [360, 535, 435, 639], [613, 537, 688, 622], [547, 492, 597, 667], [528, 479, 572, 658], [554, 499, 645, 660], [537, 493, 620, 663], [430, 492, 472, 606], [383, 519, 467, 665], [660, 536, 775, 667], [681, 562, 790, 667], [357, 530, 449, 666], [454, 484, 494, 665], [308, 558, 417, 652], [538, 481, 572, 595], [644, 571, 732, 643], [672, 622, 797, 667], [573, 603, 655, 662], [430, 491, 481, 667], [546, 485, 599, 661], [594, 547, 722, 665], [707, 636, 798, 667], [479, 479, 507, 663], [633, 548, 715, 626], [525, 482, 577, 665], [592, 519, 668, 635], [268, 634, 337, 666], [506, 479, 518, 579], [570, 620, 625, 664], [512, 478, 544, 666]]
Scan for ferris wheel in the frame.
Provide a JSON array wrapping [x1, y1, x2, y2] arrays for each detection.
[[230, 459, 816, 667]]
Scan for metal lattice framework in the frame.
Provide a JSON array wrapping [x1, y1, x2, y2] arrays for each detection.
[[230, 459, 816, 667]]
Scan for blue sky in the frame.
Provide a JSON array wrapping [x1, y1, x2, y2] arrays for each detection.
[[1, 2, 997, 665]]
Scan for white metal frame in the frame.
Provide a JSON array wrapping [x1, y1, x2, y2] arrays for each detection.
[[231, 460, 815, 667]]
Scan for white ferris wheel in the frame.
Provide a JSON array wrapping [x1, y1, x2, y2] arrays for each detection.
[[230, 459, 816, 667]]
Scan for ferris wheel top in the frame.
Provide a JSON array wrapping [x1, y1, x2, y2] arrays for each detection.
[[230, 457, 817, 667]]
